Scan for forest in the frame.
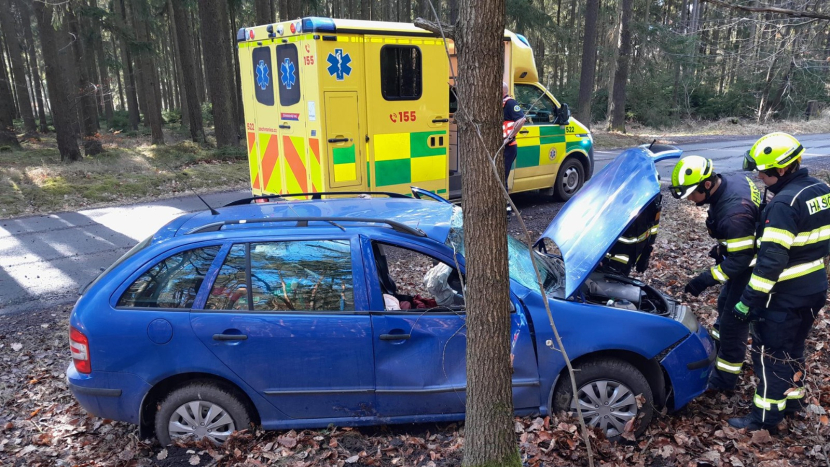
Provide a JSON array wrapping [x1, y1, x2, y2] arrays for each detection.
[[0, 0, 828, 161]]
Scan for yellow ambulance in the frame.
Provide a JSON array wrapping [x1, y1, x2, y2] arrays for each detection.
[[236, 17, 594, 200]]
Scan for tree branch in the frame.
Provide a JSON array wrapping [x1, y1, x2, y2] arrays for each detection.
[[413, 17, 456, 41], [702, 0, 830, 21]]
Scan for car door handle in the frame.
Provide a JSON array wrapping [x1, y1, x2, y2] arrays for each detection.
[[328, 137, 349, 143], [213, 334, 248, 341], [432, 118, 449, 123], [379, 333, 410, 340]]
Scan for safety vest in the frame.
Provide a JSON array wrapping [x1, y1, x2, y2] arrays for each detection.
[[503, 96, 517, 146]]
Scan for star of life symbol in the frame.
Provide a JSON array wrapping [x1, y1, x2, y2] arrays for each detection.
[[255, 60, 269, 91], [326, 49, 352, 80], [280, 58, 296, 89]]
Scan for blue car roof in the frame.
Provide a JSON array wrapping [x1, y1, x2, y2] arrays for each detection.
[[156, 197, 456, 243]]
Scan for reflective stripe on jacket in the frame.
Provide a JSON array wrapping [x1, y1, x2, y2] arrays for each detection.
[[705, 174, 760, 285]]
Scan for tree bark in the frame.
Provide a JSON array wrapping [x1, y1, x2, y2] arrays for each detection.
[[0, 22, 18, 143], [130, 0, 164, 144], [172, 0, 206, 143], [456, 0, 521, 464], [67, 4, 104, 155], [575, 0, 599, 128], [168, 1, 189, 129], [17, 0, 47, 132], [114, 0, 140, 130], [607, 0, 632, 132], [286, 0, 302, 20], [0, 0, 36, 134], [33, 1, 81, 160], [255, 0, 272, 24], [199, 0, 238, 147]]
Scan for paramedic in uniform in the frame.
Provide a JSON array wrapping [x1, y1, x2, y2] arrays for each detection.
[[502, 82, 526, 191], [669, 156, 759, 393], [729, 132, 830, 433]]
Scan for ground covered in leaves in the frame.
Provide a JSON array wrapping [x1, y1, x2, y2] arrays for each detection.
[[1, 185, 829, 466]]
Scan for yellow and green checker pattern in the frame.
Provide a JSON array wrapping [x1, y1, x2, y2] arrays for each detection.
[[372, 130, 448, 195]]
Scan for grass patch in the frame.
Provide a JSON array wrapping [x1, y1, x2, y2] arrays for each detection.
[[0, 133, 249, 219]]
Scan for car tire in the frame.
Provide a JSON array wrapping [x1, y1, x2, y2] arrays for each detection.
[[155, 383, 251, 446], [551, 358, 654, 441], [554, 157, 585, 201]]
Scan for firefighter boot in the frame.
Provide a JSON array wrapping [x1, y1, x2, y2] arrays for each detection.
[[728, 415, 779, 434]]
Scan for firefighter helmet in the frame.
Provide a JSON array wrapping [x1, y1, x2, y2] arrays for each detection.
[[743, 132, 803, 172], [670, 155, 714, 199]]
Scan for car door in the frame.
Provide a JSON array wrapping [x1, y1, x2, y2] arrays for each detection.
[[190, 236, 376, 420], [364, 238, 540, 419], [512, 83, 566, 189]]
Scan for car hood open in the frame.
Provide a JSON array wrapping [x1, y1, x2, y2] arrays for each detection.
[[536, 145, 682, 298]]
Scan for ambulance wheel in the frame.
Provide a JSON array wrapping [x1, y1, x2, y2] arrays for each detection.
[[554, 158, 584, 201], [551, 358, 653, 441]]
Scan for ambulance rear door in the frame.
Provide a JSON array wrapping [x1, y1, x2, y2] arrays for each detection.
[[240, 42, 279, 196], [363, 34, 450, 197], [274, 42, 310, 195]]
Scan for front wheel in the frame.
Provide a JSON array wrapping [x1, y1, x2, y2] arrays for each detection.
[[554, 158, 585, 201], [155, 383, 251, 446], [551, 358, 654, 440]]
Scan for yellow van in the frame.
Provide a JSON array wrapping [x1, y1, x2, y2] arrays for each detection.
[[236, 17, 593, 200]]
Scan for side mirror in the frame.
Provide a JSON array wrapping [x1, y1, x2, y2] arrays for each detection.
[[554, 103, 571, 125]]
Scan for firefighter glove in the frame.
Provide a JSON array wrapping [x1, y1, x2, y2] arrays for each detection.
[[684, 274, 710, 297], [733, 301, 751, 322], [708, 245, 724, 264]]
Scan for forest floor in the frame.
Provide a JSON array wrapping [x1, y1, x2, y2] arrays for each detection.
[[0, 182, 829, 466], [1, 116, 828, 219]]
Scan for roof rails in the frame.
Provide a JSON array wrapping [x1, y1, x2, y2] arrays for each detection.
[[224, 191, 410, 207], [186, 216, 427, 237]]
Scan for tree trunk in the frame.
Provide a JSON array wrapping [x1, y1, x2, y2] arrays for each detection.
[[456, 0, 521, 463], [67, 4, 103, 155], [169, 1, 189, 129], [575, 0, 599, 128], [93, 26, 114, 124], [255, 0, 272, 23], [607, 0, 632, 132], [199, 0, 238, 147], [172, 0, 206, 143], [33, 1, 81, 160], [286, 0, 302, 20], [130, 0, 164, 144], [417, 0, 429, 19], [229, 7, 244, 130], [0, 0, 36, 134], [17, 0, 47, 132], [114, 0, 140, 130], [0, 31, 19, 147], [361, 0, 371, 19]]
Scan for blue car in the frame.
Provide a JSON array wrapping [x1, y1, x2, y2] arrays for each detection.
[[67, 146, 715, 445]]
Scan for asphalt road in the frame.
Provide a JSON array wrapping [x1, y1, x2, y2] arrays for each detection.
[[1, 134, 829, 315]]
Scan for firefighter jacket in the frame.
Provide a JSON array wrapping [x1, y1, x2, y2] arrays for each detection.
[[697, 174, 760, 288], [602, 195, 661, 276], [740, 168, 830, 309]]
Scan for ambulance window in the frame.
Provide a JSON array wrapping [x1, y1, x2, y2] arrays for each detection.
[[381, 46, 422, 101], [276, 44, 301, 106], [514, 84, 557, 125], [252, 47, 274, 106]]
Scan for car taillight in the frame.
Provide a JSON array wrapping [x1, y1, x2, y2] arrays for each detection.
[[70, 327, 91, 374]]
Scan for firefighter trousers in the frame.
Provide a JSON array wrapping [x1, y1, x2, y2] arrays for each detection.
[[749, 292, 826, 426], [708, 270, 751, 390], [504, 143, 517, 185]]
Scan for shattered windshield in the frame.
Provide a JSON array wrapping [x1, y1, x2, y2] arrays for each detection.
[[445, 206, 564, 296]]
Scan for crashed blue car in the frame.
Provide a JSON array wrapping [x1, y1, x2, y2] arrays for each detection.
[[67, 146, 716, 445]]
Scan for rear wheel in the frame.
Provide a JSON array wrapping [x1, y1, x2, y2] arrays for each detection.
[[554, 158, 585, 201], [155, 383, 251, 446], [552, 358, 654, 440]]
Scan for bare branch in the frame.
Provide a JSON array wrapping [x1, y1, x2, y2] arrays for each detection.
[[413, 17, 456, 40], [702, 0, 830, 21]]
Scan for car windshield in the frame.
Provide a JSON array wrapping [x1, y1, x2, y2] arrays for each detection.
[[445, 206, 563, 295]]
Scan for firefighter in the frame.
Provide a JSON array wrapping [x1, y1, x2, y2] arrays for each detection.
[[729, 133, 830, 433], [669, 156, 759, 393], [502, 82, 526, 212], [599, 195, 661, 276]]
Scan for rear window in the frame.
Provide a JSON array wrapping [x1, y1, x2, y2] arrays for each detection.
[[81, 235, 153, 295], [380, 45, 422, 101], [117, 246, 220, 309]]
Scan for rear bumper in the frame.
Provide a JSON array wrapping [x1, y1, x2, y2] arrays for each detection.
[[67, 364, 150, 425], [660, 325, 716, 410]]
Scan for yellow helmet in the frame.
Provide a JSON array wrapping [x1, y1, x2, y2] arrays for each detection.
[[744, 132, 803, 171], [670, 156, 714, 199]]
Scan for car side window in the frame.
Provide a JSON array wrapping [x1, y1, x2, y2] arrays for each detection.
[[205, 244, 248, 310], [206, 240, 354, 312], [117, 246, 220, 309], [372, 243, 464, 311], [514, 84, 557, 125]]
